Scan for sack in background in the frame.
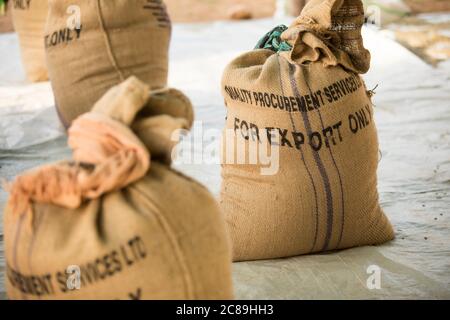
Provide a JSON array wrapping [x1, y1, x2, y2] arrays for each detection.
[[45, 0, 172, 127], [4, 76, 234, 300], [220, 0, 394, 262], [12, 0, 48, 82]]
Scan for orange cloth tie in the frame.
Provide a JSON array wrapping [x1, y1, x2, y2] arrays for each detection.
[[5, 112, 150, 215]]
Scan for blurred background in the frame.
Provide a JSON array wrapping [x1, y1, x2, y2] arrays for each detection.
[[1, 0, 450, 64], [1, 0, 448, 65]]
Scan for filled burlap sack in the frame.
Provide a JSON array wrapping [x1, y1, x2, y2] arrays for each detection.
[[220, 0, 394, 262], [45, 0, 172, 127], [3, 77, 234, 300], [12, 0, 48, 82]]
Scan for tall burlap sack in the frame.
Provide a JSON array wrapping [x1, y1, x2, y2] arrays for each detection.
[[221, 0, 394, 262], [3, 77, 234, 300], [45, 0, 171, 127], [12, 0, 49, 82]]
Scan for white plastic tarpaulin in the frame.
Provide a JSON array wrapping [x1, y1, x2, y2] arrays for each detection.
[[0, 17, 449, 300]]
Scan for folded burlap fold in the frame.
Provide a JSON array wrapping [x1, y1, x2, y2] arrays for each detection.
[[281, 0, 371, 74]]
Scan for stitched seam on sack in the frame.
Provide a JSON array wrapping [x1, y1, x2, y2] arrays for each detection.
[[95, 0, 125, 82], [131, 183, 196, 299], [277, 54, 319, 253]]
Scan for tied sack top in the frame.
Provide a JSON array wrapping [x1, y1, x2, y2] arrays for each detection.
[[6, 77, 189, 214], [280, 0, 371, 74]]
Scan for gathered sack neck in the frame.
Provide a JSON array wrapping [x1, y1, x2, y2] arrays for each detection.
[[280, 0, 371, 74], [5, 76, 193, 216]]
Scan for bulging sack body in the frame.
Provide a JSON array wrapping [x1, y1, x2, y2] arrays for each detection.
[[4, 77, 234, 300], [220, 0, 394, 261], [45, 0, 171, 127], [12, 0, 49, 82]]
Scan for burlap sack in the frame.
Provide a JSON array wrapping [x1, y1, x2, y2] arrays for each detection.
[[45, 0, 171, 127], [3, 77, 234, 300], [12, 0, 49, 82], [220, 0, 394, 262]]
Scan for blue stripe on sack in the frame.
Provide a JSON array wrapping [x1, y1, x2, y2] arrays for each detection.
[[277, 55, 320, 253], [299, 66, 346, 249], [288, 63, 335, 252]]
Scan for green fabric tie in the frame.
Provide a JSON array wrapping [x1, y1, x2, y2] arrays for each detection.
[[254, 25, 292, 53]]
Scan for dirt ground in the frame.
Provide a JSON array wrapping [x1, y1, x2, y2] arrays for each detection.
[[404, 0, 450, 13], [164, 0, 276, 22], [164, 0, 450, 21]]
